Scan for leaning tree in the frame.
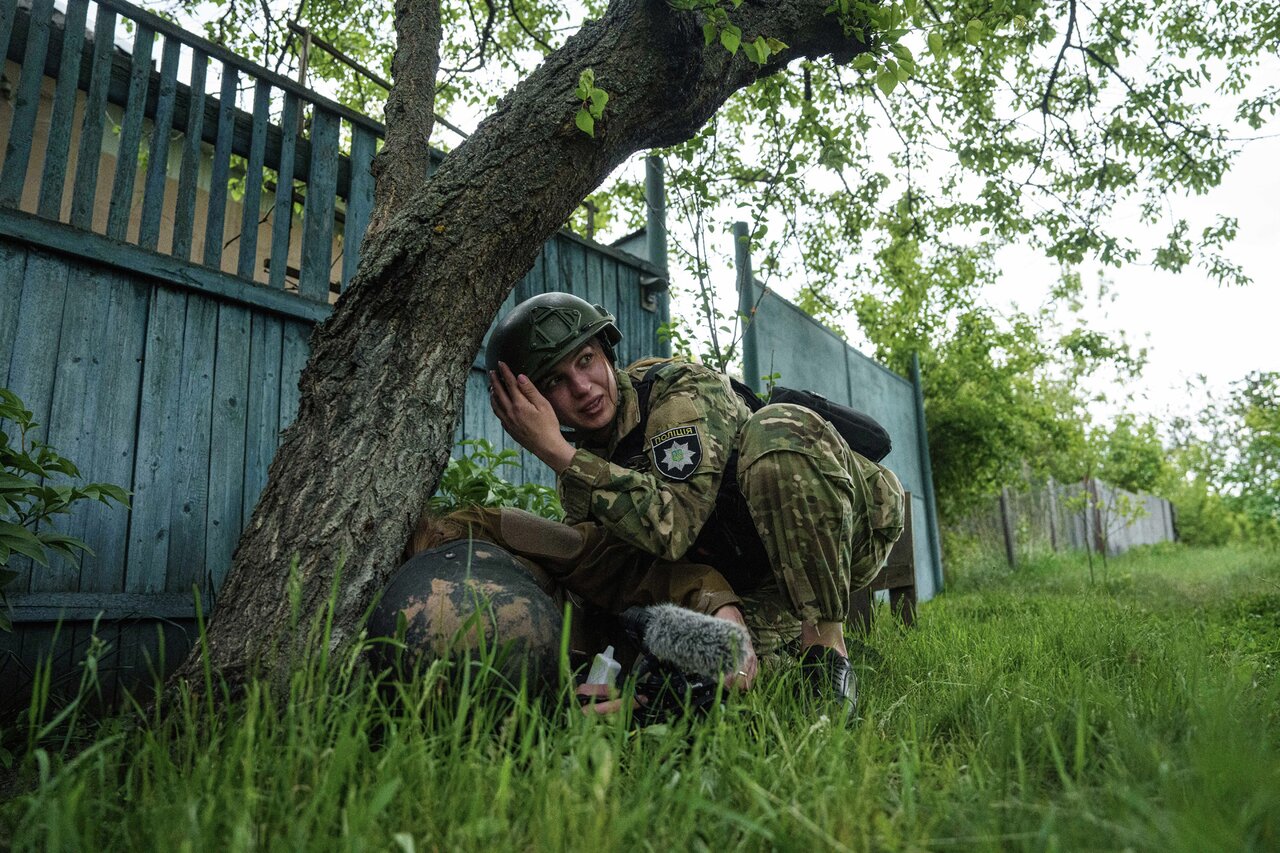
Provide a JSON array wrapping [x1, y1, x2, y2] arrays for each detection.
[[173, 0, 876, 686], [169, 0, 1280, 686]]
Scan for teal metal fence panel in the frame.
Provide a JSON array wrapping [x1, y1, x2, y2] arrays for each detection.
[[744, 281, 944, 602]]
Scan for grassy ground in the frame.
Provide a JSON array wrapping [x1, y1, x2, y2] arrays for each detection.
[[1, 543, 1277, 851]]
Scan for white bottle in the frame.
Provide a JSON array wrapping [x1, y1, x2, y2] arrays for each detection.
[[586, 645, 621, 687]]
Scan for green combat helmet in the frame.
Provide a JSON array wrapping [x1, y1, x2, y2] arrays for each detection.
[[367, 540, 563, 691], [486, 292, 622, 384]]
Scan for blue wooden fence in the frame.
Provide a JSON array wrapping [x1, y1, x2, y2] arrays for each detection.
[[0, 0, 666, 702]]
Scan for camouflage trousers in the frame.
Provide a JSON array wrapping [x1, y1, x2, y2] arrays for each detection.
[[736, 403, 905, 655]]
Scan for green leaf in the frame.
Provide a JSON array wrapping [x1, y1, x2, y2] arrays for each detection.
[[575, 108, 595, 137], [720, 25, 741, 55], [743, 40, 761, 64], [965, 18, 984, 45], [852, 53, 875, 71], [876, 69, 898, 96], [703, 22, 718, 46], [589, 87, 609, 118], [765, 37, 788, 54], [0, 522, 48, 567], [752, 35, 770, 63]]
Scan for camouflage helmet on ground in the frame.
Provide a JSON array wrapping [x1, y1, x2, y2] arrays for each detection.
[[485, 292, 622, 384], [367, 539, 563, 691]]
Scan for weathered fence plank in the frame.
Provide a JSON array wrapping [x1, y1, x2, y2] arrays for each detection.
[[105, 24, 155, 241], [172, 50, 208, 261], [36, 263, 112, 594], [77, 273, 148, 596], [242, 314, 282, 528], [36, 0, 89, 220], [298, 108, 339, 301], [267, 93, 300, 291], [203, 65, 239, 269], [0, 242, 28, 383], [5, 252, 72, 589], [236, 80, 272, 280], [166, 298, 218, 596], [138, 35, 182, 251], [341, 126, 376, 289], [0, 0, 54, 207], [125, 287, 188, 593], [69, 5, 118, 230], [279, 320, 309, 431], [206, 303, 251, 592]]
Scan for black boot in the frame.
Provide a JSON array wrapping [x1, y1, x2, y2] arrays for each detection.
[[799, 645, 857, 719]]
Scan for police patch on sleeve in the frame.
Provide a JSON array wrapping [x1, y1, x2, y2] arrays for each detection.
[[649, 425, 703, 481]]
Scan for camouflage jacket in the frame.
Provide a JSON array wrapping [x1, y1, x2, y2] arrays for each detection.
[[558, 359, 754, 561]]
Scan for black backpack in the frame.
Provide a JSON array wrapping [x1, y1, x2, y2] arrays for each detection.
[[726, 376, 893, 463]]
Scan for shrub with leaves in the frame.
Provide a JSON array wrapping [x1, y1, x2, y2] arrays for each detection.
[[0, 388, 130, 631], [429, 439, 563, 521]]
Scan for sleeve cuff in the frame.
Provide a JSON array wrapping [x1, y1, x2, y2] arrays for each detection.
[[558, 449, 612, 523]]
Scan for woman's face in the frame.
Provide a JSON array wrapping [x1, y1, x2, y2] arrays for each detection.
[[538, 339, 618, 434]]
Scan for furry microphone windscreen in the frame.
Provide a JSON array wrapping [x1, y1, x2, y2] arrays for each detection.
[[629, 603, 750, 679]]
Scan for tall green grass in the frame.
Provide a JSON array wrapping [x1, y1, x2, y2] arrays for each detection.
[[2, 544, 1277, 851]]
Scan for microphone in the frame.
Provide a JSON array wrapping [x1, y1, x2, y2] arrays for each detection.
[[619, 603, 749, 679]]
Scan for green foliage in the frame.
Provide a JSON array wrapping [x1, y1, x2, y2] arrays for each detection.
[[3, 545, 1278, 848], [573, 69, 609, 138], [429, 438, 563, 520], [1160, 372, 1280, 548], [1093, 414, 1167, 494], [0, 389, 130, 632]]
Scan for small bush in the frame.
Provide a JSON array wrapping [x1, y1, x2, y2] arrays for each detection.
[[429, 439, 563, 520]]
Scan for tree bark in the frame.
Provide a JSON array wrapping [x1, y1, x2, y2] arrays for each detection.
[[173, 0, 867, 689]]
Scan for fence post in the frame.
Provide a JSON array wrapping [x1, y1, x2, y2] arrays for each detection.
[[1000, 486, 1017, 568], [644, 156, 670, 357], [910, 353, 944, 591], [733, 221, 760, 394], [1086, 477, 1106, 555], [1046, 476, 1059, 552]]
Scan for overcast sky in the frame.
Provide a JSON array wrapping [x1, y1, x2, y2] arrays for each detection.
[[980, 134, 1279, 425]]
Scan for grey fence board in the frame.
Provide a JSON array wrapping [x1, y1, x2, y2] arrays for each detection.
[[341, 127, 376, 288], [6, 252, 71, 590], [203, 65, 238, 270], [279, 320, 309, 431], [299, 108, 340, 300], [242, 314, 283, 528], [138, 34, 181, 250], [0, 0, 54, 207], [36, 264, 111, 594], [236, 80, 271, 279], [78, 273, 147, 595], [267, 94, 300, 291], [165, 298, 218, 596], [207, 303, 251, 593], [172, 50, 208, 261], [126, 287, 188, 594], [69, 5, 117, 230], [36, 0, 89, 219], [0, 241, 27, 383], [105, 25, 154, 242]]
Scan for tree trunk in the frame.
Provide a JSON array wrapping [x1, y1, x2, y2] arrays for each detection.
[[173, 0, 866, 689]]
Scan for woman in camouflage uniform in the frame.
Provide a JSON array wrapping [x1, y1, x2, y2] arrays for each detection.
[[480, 292, 904, 714]]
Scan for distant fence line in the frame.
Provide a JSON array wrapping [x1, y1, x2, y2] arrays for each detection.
[[953, 477, 1177, 567]]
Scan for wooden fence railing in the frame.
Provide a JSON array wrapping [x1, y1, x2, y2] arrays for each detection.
[[0, 0, 385, 299]]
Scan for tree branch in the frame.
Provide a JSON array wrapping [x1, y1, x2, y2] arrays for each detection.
[[367, 0, 442, 234]]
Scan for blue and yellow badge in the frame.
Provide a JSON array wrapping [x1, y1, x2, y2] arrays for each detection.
[[650, 425, 702, 481]]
